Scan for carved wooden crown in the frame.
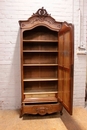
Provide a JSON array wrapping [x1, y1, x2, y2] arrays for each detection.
[[32, 7, 50, 17], [19, 7, 62, 31]]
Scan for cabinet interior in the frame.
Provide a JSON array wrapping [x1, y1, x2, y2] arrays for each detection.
[[22, 26, 59, 103]]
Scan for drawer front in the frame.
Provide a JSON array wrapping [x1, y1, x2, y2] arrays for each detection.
[[22, 103, 63, 115]]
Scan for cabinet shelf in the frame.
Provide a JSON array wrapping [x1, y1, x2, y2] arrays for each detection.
[[23, 78, 70, 82], [23, 40, 58, 42], [24, 91, 58, 95], [23, 97, 57, 103], [23, 78, 58, 82], [23, 64, 58, 66], [23, 50, 58, 52]]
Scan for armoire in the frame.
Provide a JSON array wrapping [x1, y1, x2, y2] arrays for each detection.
[[19, 7, 74, 117]]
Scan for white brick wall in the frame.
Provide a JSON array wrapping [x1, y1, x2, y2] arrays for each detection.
[[0, 0, 87, 109], [85, 0, 87, 83], [73, 0, 87, 107]]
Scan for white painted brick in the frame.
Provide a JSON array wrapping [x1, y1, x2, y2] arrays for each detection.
[[73, 98, 85, 107]]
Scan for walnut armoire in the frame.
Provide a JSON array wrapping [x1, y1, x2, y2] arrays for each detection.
[[19, 7, 74, 117]]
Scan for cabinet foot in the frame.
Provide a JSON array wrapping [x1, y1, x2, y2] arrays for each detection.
[[60, 110, 63, 115], [19, 114, 23, 118], [19, 109, 23, 118]]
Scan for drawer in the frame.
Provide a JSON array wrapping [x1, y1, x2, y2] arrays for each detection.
[[22, 103, 63, 115]]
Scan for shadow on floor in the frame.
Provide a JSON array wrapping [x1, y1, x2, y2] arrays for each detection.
[[23, 112, 60, 120], [60, 109, 83, 130], [20, 108, 83, 130]]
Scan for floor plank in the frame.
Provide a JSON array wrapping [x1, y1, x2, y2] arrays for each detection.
[[61, 109, 82, 130]]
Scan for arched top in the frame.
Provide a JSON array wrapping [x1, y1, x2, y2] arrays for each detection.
[[19, 7, 62, 32], [59, 21, 74, 35]]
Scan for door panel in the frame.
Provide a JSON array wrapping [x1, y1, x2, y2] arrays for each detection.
[[63, 70, 70, 110], [58, 68, 63, 102], [64, 32, 71, 68], [58, 34, 64, 103], [58, 35, 64, 66], [58, 22, 74, 115]]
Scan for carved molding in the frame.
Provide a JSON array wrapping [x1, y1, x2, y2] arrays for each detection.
[[19, 7, 62, 31], [32, 7, 50, 17]]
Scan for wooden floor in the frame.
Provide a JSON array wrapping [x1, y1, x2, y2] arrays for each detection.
[[0, 107, 87, 130], [23, 107, 87, 130], [61, 109, 83, 130]]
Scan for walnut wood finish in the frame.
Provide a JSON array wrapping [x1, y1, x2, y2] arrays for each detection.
[[19, 7, 74, 117], [22, 103, 63, 116]]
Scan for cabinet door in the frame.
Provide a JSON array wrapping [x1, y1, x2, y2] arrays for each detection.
[[58, 22, 74, 115]]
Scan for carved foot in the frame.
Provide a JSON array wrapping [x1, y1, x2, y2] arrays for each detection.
[[60, 110, 63, 115], [19, 109, 23, 118]]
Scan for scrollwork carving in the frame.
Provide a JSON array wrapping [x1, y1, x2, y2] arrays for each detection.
[[32, 7, 50, 17], [19, 7, 62, 31]]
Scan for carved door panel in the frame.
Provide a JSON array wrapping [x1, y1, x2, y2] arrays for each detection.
[[58, 22, 74, 115]]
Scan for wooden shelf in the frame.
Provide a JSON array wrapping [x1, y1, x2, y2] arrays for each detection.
[[23, 97, 57, 103], [24, 91, 58, 95], [23, 78, 58, 82], [23, 40, 58, 42], [23, 50, 58, 52], [23, 64, 58, 66], [23, 78, 70, 82]]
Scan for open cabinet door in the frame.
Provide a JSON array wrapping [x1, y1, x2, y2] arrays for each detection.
[[58, 22, 74, 115]]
